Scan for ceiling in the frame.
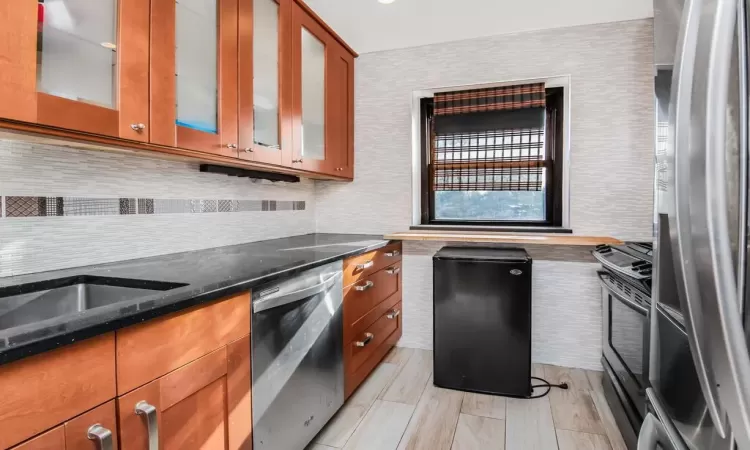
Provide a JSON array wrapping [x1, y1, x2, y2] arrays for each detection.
[[304, 0, 654, 54]]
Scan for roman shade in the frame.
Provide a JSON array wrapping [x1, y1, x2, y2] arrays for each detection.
[[431, 83, 547, 192]]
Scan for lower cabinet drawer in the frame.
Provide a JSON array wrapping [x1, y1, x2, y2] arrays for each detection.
[[343, 262, 400, 327], [345, 302, 403, 398], [347, 303, 401, 373]]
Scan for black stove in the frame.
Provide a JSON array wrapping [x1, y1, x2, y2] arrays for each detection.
[[593, 242, 653, 291]]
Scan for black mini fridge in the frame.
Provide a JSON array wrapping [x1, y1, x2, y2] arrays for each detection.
[[433, 247, 532, 398]]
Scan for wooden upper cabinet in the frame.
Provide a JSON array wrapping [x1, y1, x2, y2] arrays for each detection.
[[290, 2, 335, 175], [238, 0, 292, 166], [327, 40, 355, 179], [0, 0, 150, 141], [150, 0, 239, 157], [118, 336, 252, 450]]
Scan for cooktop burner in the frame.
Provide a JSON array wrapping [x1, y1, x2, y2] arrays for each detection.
[[593, 241, 653, 281]]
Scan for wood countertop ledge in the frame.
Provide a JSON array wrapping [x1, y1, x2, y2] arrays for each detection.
[[383, 230, 623, 246]]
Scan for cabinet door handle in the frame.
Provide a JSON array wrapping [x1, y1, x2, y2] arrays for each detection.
[[354, 281, 374, 291], [243, 147, 253, 153], [356, 260, 374, 270], [225, 143, 238, 149], [386, 309, 400, 320], [87, 424, 113, 450], [135, 401, 159, 450], [292, 158, 303, 163], [355, 332, 374, 347], [386, 266, 400, 275], [385, 250, 400, 257], [130, 123, 146, 132]]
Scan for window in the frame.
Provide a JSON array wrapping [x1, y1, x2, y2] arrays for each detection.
[[420, 84, 565, 227]]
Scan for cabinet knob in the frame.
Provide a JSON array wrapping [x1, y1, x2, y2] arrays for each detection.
[[87, 424, 113, 450], [225, 143, 238, 149], [386, 309, 401, 320], [130, 123, 146, 132], [355, 332, 374, 347], [243, 147, 253, 153], [386, 266, 401, 275], [135, 401, 159, 450], [292, 158, 303, 163], [385, 250, 401, 257], [355, 260, 374, 270]]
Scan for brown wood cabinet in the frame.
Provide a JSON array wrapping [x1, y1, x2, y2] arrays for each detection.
[[0, 0, 150, 141], [342, 243, 403, 398], [0, 292, 252, 450], [0, 0, 355, 180], [118, 336, 251, 450]]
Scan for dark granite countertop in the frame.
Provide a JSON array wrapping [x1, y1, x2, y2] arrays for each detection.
[[0, 233, 392, 365]]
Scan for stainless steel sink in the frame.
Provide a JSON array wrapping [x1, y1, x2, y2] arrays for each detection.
[[0, 276, 188, 331]]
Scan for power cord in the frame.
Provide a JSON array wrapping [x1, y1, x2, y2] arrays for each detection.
[[529, 376, 569, 399]]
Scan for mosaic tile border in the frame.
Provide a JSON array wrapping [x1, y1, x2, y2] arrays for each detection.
[[0, 196, 305, 218]]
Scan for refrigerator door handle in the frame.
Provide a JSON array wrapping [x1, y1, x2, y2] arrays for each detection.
[[667, 0, 728, 435], [703, 0, 750, 447], [637, 414, 661, 450]]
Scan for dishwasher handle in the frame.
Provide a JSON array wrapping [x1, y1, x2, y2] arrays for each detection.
[[253, 271, 341, 313]]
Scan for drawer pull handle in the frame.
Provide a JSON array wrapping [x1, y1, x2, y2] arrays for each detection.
[[135, 401, 159, 450], [386, 267, 400, 275], [386, 309, 401, 320], [385, 250, 400, 257], [87, 424, 113, 450], [130, 123, 146, 132], [356, 260, 374, 270], [355, 281, 374, 291], [355, 332, 374, 347]]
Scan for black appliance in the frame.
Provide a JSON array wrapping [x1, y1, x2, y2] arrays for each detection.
[[594, 241, 653, 450], [433, 247, 532, 398]]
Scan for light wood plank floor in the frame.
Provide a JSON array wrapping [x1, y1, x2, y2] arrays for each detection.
[[311, 348, 627, 450]]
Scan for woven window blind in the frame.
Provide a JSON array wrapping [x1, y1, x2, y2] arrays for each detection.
[[431, 83, 546, 192]]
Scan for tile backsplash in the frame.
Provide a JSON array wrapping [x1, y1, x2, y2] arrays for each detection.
[[0, 139, 316, 277]]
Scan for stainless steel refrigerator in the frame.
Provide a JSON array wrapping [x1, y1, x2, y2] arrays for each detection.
[[648, 0, 750, 449]]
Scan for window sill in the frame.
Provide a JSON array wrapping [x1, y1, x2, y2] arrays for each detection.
[[385, 229, 622, 246], [410, 224, 573, 234]]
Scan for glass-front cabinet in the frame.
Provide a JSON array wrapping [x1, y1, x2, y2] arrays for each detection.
[[150, 0, 238, 157], [0, 0, 355, 178], [291, 2, 354, 177], [0, 0, 149, 141], [238, 0, 291, 165]]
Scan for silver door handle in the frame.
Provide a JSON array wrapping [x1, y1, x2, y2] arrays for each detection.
[[87, 424, 113, 450], [386, 309, 400, 320], [243, 147, 253, 153], [130, 123, 146, 132], [225, 143, 238, 149], [356, 260, 374, 270], [292, 158, 303, 163], [703, 0, 750, 446], [355, 332, 374, 347], [386, 266, 400, 275], [135, 401, 159, 450], [385, 250, 400, 257], [667, 0, 727, 434], [354, 281, 374, 291]]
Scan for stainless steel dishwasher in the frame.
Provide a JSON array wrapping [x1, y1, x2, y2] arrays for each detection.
[[251, 260, 344, 450]]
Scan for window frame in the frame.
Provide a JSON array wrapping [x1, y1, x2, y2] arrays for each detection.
[[419, 87, 566, 227]]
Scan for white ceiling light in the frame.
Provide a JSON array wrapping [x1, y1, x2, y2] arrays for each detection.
[[378, 0, 396, 4]]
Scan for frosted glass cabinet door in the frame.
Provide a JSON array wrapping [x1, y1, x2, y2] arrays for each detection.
[[300, 29, 325, 161], [291, 3, 334, 174], [150, 0, 239, 157], [175, 0, 218, 134], [0, 0, 150, 140], [238, 0, 289, 165]]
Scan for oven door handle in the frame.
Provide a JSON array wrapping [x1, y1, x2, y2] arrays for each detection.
[[597, 272, 649, 316]]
